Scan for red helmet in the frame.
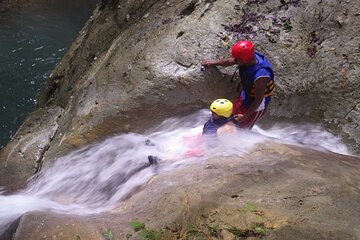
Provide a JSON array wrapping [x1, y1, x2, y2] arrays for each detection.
[[231, 40, 255, 64]]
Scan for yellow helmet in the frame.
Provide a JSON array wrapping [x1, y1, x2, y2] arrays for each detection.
[[210, 99, 233, 118]]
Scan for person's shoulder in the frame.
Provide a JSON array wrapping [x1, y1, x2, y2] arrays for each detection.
[[255, 51, 266, 58], [255, 51, 272, 64], [254, 68, 271, 80]]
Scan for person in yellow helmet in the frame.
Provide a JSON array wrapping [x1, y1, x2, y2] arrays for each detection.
[[147, 99, 236, 163], [202, 99, 237, 135]]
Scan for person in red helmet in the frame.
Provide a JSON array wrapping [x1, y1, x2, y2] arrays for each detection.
[[202, 40, 274, 129]]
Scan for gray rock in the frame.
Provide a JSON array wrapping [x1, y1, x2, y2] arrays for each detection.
[[0, 107, 63, 191], [8, 143, 360, 240]]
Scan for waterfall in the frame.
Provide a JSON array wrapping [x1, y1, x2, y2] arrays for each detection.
[[0, 110, 350, 234]]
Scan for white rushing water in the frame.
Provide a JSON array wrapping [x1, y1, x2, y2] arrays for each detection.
[[0, 110, 351, 234]]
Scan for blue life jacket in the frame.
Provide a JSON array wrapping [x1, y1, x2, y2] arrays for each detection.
[[239, 51, 275, 108], [202, 116, 235, 135]]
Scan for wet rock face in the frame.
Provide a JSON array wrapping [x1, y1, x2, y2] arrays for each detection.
[[36, 0, 238, 161], [0, 107, 63, 191], [37, 0, 360, 158], [216, 0, 360, 150], [257, 0, 360, 151]]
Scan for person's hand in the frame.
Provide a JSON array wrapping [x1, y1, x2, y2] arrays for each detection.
[[217, 123, 236, 135], [202, 60, 219, 69], [201, 60, 212, 67], [234, 114, 245, 123]]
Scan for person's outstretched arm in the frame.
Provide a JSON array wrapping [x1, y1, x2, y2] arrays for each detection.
[[202, 58, 237, 67]]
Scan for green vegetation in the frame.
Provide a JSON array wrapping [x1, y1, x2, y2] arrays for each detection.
[[129, 220, 146, 232], [127, 220, 164, 240], [186, 225, 207, 240], [283, 20, 293, 32], [139, 229, 164, 240], [170, 202, 268, 239], [251, 222, 266, 236], [102, 229, 114, 240], [107, 205, 267, 240], [226, 202, 267, 238], [185, 224, 225, 239]]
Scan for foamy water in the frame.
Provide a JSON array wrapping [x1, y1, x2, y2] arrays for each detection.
[[0, 110, 351, 234]]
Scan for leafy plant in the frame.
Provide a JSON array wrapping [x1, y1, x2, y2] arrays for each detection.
[[283, 20, 293, 32], [251, 222, 266, 236], [128, 220, 164, 240], [254, 226, 266, 235], [103, 229, 114, 240], [139, 229, 164, 240], [229, 203, 267, 238], [129, 220, 146, 232]]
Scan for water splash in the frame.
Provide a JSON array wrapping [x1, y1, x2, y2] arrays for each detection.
[[253, 123, 350, 155], [0, 110, 350, 234]]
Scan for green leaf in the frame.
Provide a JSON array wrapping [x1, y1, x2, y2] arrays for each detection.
[[139, 229, 164, 240], [102, 229, 114, 240], [254, 226, 265, 235], [283, 20, 293, 32], [129, 220, 146, 232]]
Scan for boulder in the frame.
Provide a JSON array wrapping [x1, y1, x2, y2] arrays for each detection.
[[8, 143, 360, 240], [10, 211, 102, 240]]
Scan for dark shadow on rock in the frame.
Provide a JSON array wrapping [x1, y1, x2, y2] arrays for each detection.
[[0, 217, 20, 240]]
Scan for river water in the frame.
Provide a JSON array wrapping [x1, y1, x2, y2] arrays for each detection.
[[0, 110, 350, 235], [0, 0, 97, 148]]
